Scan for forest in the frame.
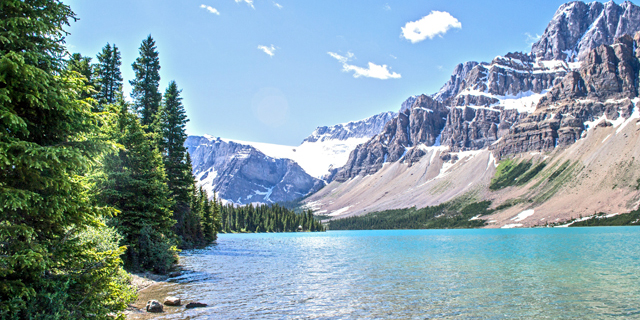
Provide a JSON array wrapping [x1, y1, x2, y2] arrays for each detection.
[[220, 204, 325, 233]]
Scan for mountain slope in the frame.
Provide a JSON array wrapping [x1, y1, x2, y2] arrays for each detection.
[[304, 1, 640, 227]]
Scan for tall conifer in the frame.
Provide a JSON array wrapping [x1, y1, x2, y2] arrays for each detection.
[[160, 81, 193, 204], [96, 43, 123, 106], [99, 103, 177, 273], [0, 0, 134, 317], [130, 35, 161, 128]]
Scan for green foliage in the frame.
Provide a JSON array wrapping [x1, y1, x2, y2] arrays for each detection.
[[0, 0, 134, 317], [569, 210, 640, 227], [130, 35, 161, 128], [329, 200, 492, 230], [548, 160, 570, 182], [95, 43, 123, 106], [494, 198, 526, 211], [489, 159, 546, 191], [220, 203, 325, 233], [160, 81, 194, 205], [137, 225, 179, 274], [66, 53, 96, 100], [97, 103, 177, 272], [516, 161, 546, 186]]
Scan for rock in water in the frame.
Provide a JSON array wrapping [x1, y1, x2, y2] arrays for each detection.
[[164, 296, 181, 306], [146, 300, 163, 313], [185, 302, 208, 309]]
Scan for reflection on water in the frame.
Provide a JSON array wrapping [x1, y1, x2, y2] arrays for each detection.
[[131, 228, 640, 319]]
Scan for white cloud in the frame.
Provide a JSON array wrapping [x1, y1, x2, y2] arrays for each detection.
[[390, 54, 397, 59], [327, 52, 401, 80], [200, 4, 220, 15], [273, 2, 283, 9], [384, 4, 391, 11], [235, 0, 254, 9], [258, 45, 277, 57], [401, 11, 461, 43]]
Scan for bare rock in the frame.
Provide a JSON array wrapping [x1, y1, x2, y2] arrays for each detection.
[[185, 302, 208, 309], [164, 296, 181, 306], [146, 300, 163, 313]]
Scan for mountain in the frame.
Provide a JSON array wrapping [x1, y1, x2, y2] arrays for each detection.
[[532, 1, 640, 61], [304, 1, 640, 228], [185, 136, 324, 205], [186, 111, 395, 204]]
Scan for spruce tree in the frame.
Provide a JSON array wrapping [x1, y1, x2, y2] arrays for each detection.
[[0, 0, 135, 317], [130, 35, 161, 128], [98, 103, 177, 273], [96, 43, 123, 106], [160, 81, 194, 204]]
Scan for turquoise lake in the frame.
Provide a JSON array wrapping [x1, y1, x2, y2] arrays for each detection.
[[138, 227, 640, 319]]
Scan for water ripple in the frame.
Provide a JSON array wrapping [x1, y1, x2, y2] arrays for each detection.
[[135, 227, 640, 319]]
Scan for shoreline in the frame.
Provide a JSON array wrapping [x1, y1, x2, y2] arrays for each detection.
[[124, 272, 173, 318]]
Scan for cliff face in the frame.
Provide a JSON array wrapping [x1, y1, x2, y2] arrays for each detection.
[[185, 136, 324, 205], [334, 95, 449, 181], [493, 34, 640, 158], [532, 1, 640, 61]]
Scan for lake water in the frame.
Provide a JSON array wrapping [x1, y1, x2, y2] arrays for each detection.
[[133, 227, 640, 319]]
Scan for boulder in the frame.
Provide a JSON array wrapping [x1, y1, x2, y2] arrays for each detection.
[[146, 300, 163, 313], [185, 302, 208, 309], [164, 296, 181, 306]]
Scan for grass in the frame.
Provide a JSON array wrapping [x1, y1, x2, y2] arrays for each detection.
[[489, 159, 547, 191]]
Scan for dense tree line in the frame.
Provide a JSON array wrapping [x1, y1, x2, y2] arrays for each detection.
[[329, 201, 492, 230], [1, 0, 217, 317], [220, 204, 325, 233]]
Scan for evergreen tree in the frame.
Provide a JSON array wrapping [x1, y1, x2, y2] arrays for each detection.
[[66, 53, 96, 101], [160, 81, 194, 204], [0, 0, 135, 317], [130, 35, 161, 128], [98, 103, 177, 273], [96, 43, 123, 106]]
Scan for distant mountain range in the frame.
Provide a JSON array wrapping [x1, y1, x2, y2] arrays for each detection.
[[186, 111, 395, 204], [188, 0, 640, 228]]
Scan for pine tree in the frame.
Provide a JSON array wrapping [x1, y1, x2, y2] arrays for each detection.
[[96, 43, 123, 106], [160, 81, 194, 204], [98, 103, 177, 273], [130, 35, 161, 128], [0, 0, 135, 317]]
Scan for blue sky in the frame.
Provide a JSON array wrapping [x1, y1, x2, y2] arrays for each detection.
[[63, 0, 632, 146]]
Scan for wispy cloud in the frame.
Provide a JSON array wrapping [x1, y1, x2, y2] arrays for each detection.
[[401, 11, 461, 43], [328, 52, 401, 80], [258, 45, 277, 57], [383, 4, 391, 11], [200, 4, 220, 15], [235, 0, 254, 9], [390, 54, 397, 59], [273, 2, 283, 9], [525, 32, 541, 46]]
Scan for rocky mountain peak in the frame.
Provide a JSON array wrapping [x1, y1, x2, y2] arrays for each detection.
[[532, 0, 640, 61], [432, 61, 479, 102], [303, 111, 396, 143]]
